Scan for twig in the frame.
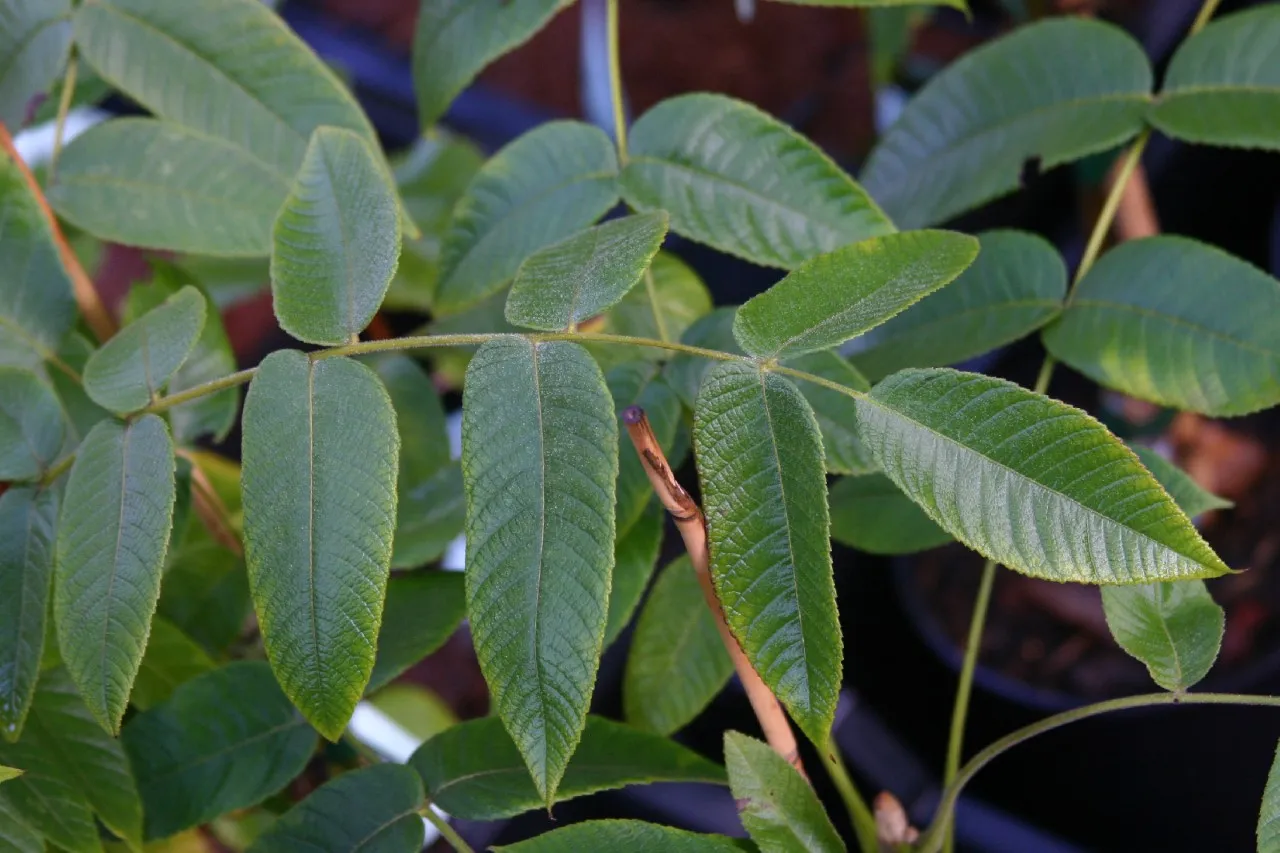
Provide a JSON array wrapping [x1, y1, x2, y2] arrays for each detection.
[[180, 450, 243, 557], [0, 122, 115, 342], [621, 406, 804, 775]]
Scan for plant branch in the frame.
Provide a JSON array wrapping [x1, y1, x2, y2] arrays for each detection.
[[40, 453, 75, 487], [0, 122, 115, 342], [1190, 0, 1224, 33], [420, 805, 475, 853], [49, 49, 78, 181], [920, 692, 1280, 853], [621, 406, 805, 774], [605, 0, 628, 163]]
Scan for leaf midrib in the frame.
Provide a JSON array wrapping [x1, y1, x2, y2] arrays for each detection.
[[431, 761, 723, 799], [529, 340, 550, 790], [99, 423, 132, 724], [139, 717, 309, 786], [857, 298, 1063, 356], [1066, 297, 1280, 359]]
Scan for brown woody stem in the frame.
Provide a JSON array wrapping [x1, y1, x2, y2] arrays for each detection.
[[621, 405, 804, 775]]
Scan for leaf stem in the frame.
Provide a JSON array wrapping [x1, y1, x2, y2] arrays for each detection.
[[605, 0, 628, 163], [142, 367, 258, 415], [821, 737, 881, 853], [1067, 128, 1151, 307], [1190, 0, 1224, 33], [920, 691, 1280, 853], [420, 805, 475, 853], [40, 453, 76, 486], [49, 49, 78, 181]]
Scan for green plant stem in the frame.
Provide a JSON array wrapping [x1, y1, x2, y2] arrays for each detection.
[[822, 738, 880, 853], [1190, 0, 1224, 33], [941, 557, 995, 791], [40, 453, 76, 486], [921, 691, 1280, 853], [49, 49, 78, 181], [606, 0, 627, 163], [420, 805, 475, 853]]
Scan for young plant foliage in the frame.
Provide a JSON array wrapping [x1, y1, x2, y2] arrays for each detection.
[[694, 362, 841, 747], [828, 473, 952, 556], [367, 571, 466, 694], [724, 732, 844, 853], [55, 414, 176, 734], [130, 617, 215, 711], [494, 820, 752, 853], [0, 369, 64, 480], [1262, 741, 1280, 853], [0, 487, 57, 741], [0, 0, 73, 131], [604, 499, 665, 648], [241, 351, 399, 739], [1100, 580, 1224, 692]]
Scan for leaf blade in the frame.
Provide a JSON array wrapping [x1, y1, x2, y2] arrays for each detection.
[[829, 473, 952, 555], [623, 93, 895, 268], [724, 731, 843, 853], [462, 338, 617, 802], [367, 571, 466, 694], [694, 362, 841, 746], [1262, 741, 1280, 853], [0, 368, 65, 480], [1100, 580, 1223, 692], [130, 616, 214, 711], [494, 820, 751, 853], [0, 0, 72, 131], [242, 351, 399, 739], [856, 368, 1230, 583], [54, 414, 176, 733], [0, 487, 59, 741]]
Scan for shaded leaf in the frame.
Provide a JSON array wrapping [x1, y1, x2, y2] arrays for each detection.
[[272, 127, 401, 345], [1042, 236, 1280, 417], [591, 251, 714, 369], [393, 464, 465, 570], [0, 0, 72, 131], [783, 350, 875, 475], [435, 121, 619, 314], [625, 556, 733, 735], [48, 119, 290, 256], [413, 0, 566, 129], [55, 415, 175, 733], [0, 368, 64, 480], [85, 285, 205, 414], [862, 18, 1152, 227], [856, 369, 1230, 582], [124, 265, 238, 443], [506, 212, 669, 331], [607, 361, 686, 537], [131, 617, 214, 711], [1262, 741, 1280, 853], [1131, 445, 1232, 519], [623, 93, 894, 268], [0, 666, 142, 851], [158, 535, 248, 657], [829, 473, 952, 555], [733, 231, 978, 359], [494, 820, 751, 853], [0, 487, 58, 741], [368, 571, 466, 694], [369, 683, 457, 743], [462, 338, 617, 802], [0, 155, 76, 369], [1101, 579, 1223, 692], [694, 362, 840, 746], [849, 230, 1067, 380], [409, 715, 725, 820], [767, 0, 961, 6], [604, 499, 664, 649], [1149, 6, 1280, 150], [0, 793, 42, 853], [247, 764, 425, 853], [242, 351, 399, 740], [49, 334, 109, 450], [122, 661, 317, 839], [664, 309, 742, 408], [724, 731, 843, 853], [424, 287, 518, 386]]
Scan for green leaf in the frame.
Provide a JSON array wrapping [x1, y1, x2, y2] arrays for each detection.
[[625, 556, 733, 735], [242, 351, 399, 740], [607, 361, 686, 537], [48, 335, 110, 451], [783, 350, 875, 475], [413, 0, 567, 128], [506, 212, 669, 332], [272, 126, 402, 346], [829, 473, 952, 555], [130, 616, 214, 711], [393, 464, 465, 570], [73, 0, 378, 178], [1149, 6, 1280, 151], [0, 792, 42, 853], [247, 764, 425, 853], [862, 18, 1152, 228], [1131, 445, 1232, 519], [0, 368, 64, 480], [409, 715, 726, 820], [1042, 236, 1280, 417], [622, 93, 895, 268], [436, 121, 619, 314], [0, 155, 76, 369], [724, 732, 843, 853], [1100, 579, 1223, 692], [84, 284, 205, 415], [591, 251, 714, 368], [733, 231, 978, 359], [0, 0, 72, 131], [368, 571, 466, 694], [0, 488, 56, 743], [0, 766, 18, 784], [867, 7, 928, 87], [158, 535, 248, 657], [123, 264, 238, 444], [54, 414, 175, 733], [767, 0, 962, 6], [48, 118, 291, 256], [462, 338, 617, 802], [694, 362, 840, 746], [1262, 741, 1280, 853], [857, 368, 1231, 583], [494, 820, 751, 853], [122, 661, 318, 840], [369, 683, 456, 743], [665, 309, 741, 408], [0, 666, 143, 852], [849, 230, 1067, 381], [604, 499, 664, 649]]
